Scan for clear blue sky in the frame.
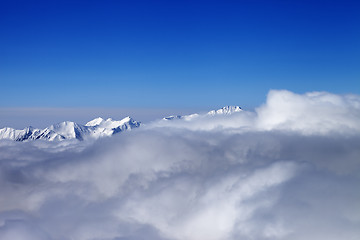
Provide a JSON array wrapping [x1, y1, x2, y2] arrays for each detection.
[[1, 0, 359, 109]]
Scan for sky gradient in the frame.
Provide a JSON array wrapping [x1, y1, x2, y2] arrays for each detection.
[[1, 0, 359, 109]]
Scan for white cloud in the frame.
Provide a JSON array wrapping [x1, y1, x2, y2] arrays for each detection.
[[148, 90, 360, 135], [256, 90, 360, 134], [0, 90, 359, 240]]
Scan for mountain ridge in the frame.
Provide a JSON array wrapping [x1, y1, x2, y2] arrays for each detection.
[[0, 116, 140, 142], [0, 106, 242, 142], [162, 105, 242, 121]]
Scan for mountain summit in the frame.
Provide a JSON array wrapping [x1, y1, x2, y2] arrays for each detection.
[[0, 116, 140, 142], [207, 106, 242, 115], [163, 106, 242, 121]]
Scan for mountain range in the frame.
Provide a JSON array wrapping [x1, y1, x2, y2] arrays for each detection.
[[0, 116, 140, 141], [0, 106, 242, 141], [163, 105, 242, 121]]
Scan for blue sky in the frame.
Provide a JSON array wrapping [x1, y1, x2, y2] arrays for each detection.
[[1, 0, 359, 109]]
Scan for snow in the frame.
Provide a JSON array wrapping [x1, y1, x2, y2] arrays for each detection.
[[0, 106, 242, 142], [0, 116, 141, 141], [85, 117, 105, 127], [163, 106, 242, 121], [207, 106, 242, 115]]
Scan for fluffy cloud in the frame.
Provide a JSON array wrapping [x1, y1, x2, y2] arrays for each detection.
[[256, 90, 360, 134], [149, 90, 360, 135], [0, 90, 359, 240]]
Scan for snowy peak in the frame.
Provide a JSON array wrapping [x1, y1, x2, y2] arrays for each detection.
[[48, 121, 89, 140], [35, 128, 65, 141], [163, 106, 242, 121], [0, 126, 64, 141], [85, 116, 140, 129], [0, 116, 141, 142], [0, 127, 32, 141], [85, 117, 104, 127], [207, 106, 242, 115]]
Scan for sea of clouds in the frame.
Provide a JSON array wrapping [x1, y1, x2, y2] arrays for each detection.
[[0, 90, 359, 240]]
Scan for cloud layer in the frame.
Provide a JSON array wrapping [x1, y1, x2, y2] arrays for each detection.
[[149, 90, 360, 135], [0, 90, 359, 240]]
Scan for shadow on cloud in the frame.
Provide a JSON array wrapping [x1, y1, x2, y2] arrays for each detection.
[[0, 90, 359, 240]]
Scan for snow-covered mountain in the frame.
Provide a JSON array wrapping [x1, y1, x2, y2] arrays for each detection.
[[84, 117, 140, 139], [163, 106, 242, 121], [0, 106, 242, 142], [0, 116, 140, 142], [207, 106, 242, 115]]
